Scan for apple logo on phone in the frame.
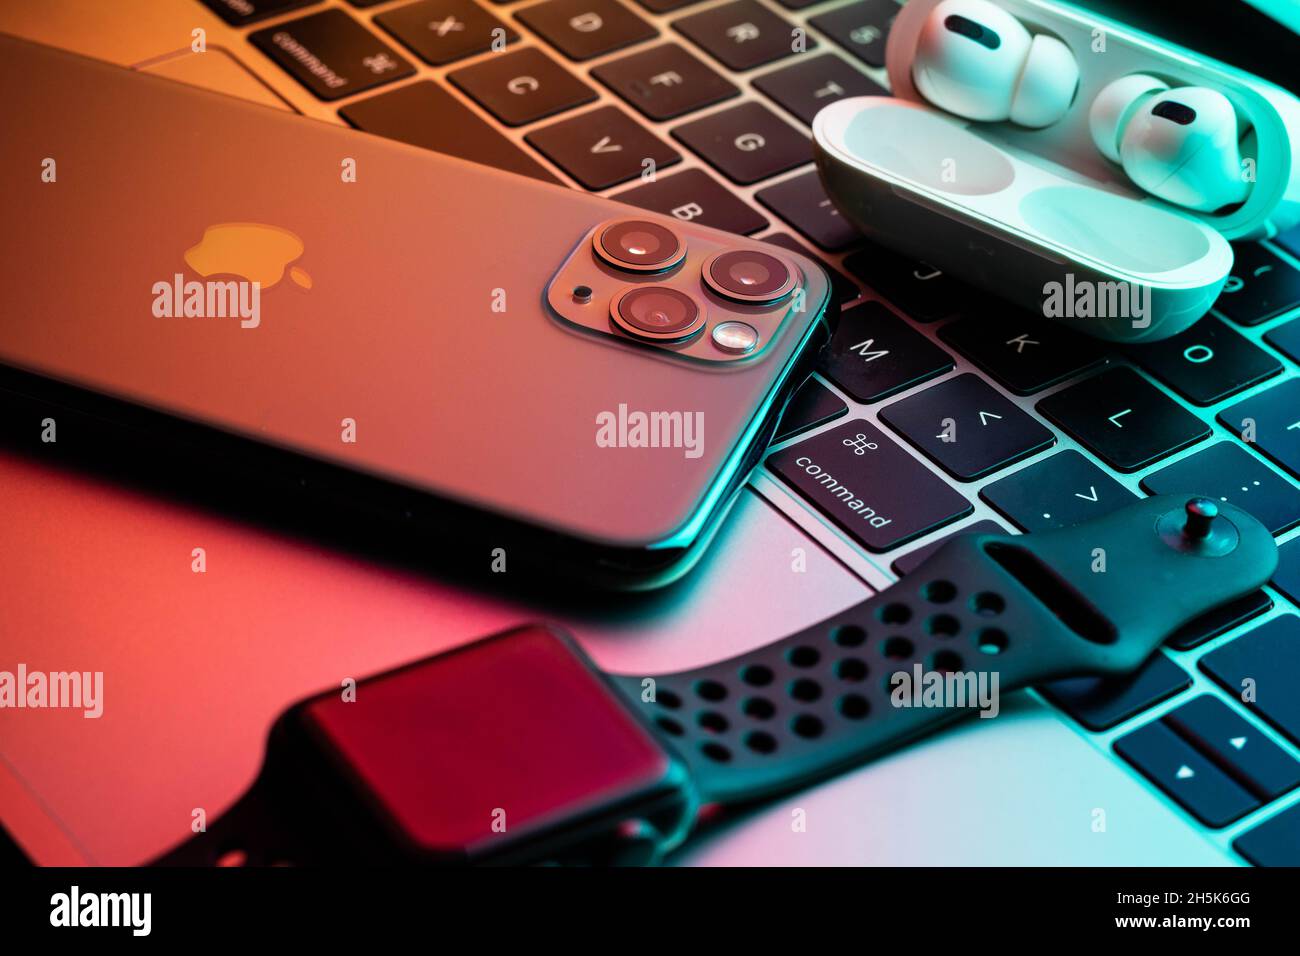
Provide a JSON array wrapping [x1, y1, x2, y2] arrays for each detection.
[[184, 222, 312, 292]]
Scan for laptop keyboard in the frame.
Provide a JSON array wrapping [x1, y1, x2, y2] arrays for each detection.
[[197, 0, 1300, 863]]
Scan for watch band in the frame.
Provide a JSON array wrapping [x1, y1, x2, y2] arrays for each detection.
[[611, 495, 1277, 808], [153, 495, 1277, 866]]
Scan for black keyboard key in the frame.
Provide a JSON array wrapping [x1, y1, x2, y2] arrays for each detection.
[[200, 0, 314, 26], [762, 234, 859, 305], [752, 52, 887, 125], [880, 374, 1055, 481], [940, 311, 1109, 395], [448, 46, 597, 126], [1278, 226, 1300, 260], [1114, 720, 1258, 827], [1201, 616, 1300, 747], [1036, 367, 1209, 473], [1166, 590, 1273, 651], [890, 520, 1005, 576], [377, 0, 517, 65], [593, 43, 738, 121], [1043, 653, 1190, 732], [612, 168, 767, 235], [516, 0, 657, 61], [755, 170, 862, 251], [1126, 317, 1282, 406], [773, 379, 848, 444], [842, 243, 965, 323], [633, 0, 701, 12], [1274, 537, 1300, 607], [979, 449, 1137, 533], [809, 0, 895, 68], [817, 301, 952, 403], [1218, 378, 1300, 480], [340, 81, 560, 184], [767, 420, 973, 553], [251, 9, 415, 101], [673, 0, 811, 71], [1214, 243, 1300, 326], [1265, 316, 1300, 364], [1140, 441, 1300, 537], [525, 106, 679, 189], [1235, 801, 1300, 866], [671, 102, 810, 185], [1164, 695, 1300, 802]]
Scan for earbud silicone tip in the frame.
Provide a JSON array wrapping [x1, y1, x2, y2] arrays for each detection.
[[1009, 33, 1079, 127]]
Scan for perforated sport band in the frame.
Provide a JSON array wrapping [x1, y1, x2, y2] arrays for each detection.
[[613, 495, 1278, 807]]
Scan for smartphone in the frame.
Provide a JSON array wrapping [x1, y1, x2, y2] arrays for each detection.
[[0, 35, 833, 590]]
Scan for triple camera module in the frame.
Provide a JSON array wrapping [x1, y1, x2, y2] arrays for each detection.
[[549, 217, 805, 364]]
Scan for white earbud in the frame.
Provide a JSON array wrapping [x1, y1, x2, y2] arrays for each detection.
[[912, 0, 1079, 128], [1090, 76, 1252, 212]]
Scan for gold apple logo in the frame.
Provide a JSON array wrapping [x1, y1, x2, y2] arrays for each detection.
[[183, 222, 312, 291]]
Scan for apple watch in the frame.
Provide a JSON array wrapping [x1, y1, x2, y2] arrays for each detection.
[[153, 495, 1276, 867]]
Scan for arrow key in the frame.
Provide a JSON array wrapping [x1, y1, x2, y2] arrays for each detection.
[[1164, 695, 1300, 803], [526, 105, 680, 189], [1114, 720, 1259, 827]]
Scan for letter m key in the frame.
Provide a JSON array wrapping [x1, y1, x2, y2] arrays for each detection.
[[850, 338, 888, 362]]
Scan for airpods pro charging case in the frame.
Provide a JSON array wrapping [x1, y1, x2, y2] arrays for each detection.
[[813, 0, 1300, 342]]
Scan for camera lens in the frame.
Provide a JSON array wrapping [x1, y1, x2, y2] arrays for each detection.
[[703, 249, 797, 303], [611, 286, 704, 342], [595, 220, 685, 273]]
